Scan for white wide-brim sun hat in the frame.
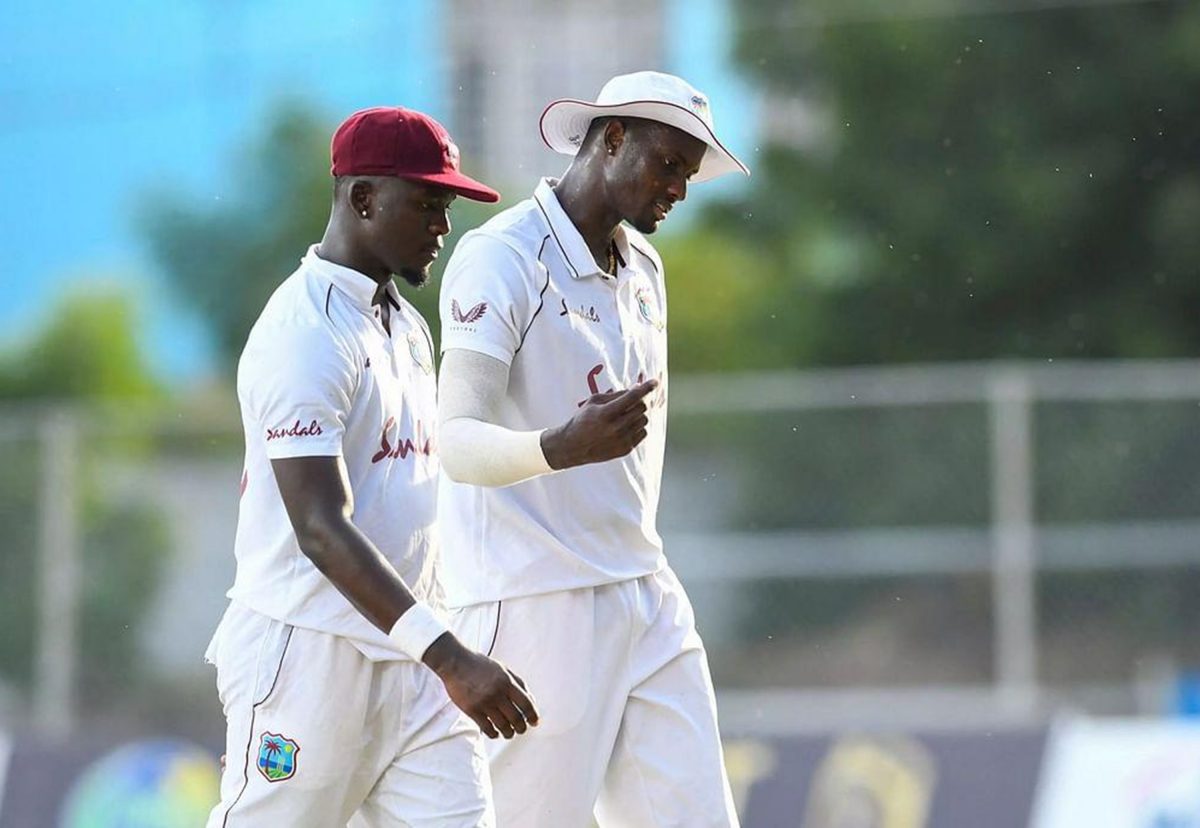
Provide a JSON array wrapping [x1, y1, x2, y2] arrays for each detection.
[[540, 71, 750, 184]]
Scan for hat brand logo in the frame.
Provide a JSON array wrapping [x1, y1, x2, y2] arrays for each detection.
[[539, 73, 749, 181], [445, 141, 461, 170]]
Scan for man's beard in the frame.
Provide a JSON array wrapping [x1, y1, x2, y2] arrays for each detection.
[[631, 210, 660, 235], [398, 266, 429, 288]]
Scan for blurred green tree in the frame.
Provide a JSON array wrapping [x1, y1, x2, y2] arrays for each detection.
[[654, 232, 792, 372], [669, 0, 1200, 665], [718, 0, 1200, 365], [142, 102, 503, 372], [141, 104, 332, 370], [0, 291, 160, 400], [0, 289, 168, 709]]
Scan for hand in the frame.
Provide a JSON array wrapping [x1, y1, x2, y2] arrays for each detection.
[[541, 379, 658, 469], [423, 634, 539, 739]]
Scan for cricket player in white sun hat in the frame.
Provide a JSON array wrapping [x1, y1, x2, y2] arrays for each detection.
[[435, 71, 749, 827]]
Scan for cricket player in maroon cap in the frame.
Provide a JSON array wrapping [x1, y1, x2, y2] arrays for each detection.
[[204, 107, 536, 827]]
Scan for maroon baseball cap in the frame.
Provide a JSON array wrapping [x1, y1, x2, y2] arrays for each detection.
[[330, 106, 500, 203]]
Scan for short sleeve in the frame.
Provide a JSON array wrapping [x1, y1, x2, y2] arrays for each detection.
[[439, 233, 534, 366], [238, 322, 356, 459]]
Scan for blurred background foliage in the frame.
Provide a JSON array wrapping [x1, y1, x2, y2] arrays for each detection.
[[0, 291, 168, 710], [0, 292, 161, 401], [719, 0, 1200, 366]]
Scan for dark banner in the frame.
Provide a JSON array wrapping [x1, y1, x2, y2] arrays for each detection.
[[729, 729, 1048, 828], [0, 727, 1048, 827]]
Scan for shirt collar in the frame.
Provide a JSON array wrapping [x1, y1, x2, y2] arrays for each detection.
[[533, 178, 631, 280], [304, 245, 401, 310]]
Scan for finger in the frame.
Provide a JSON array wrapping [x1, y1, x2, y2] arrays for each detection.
[[487, 709, 515, 739], [607, 380, 658, 412], [614, 410, 652, 439], [616, 411, 650, 433], [505, 669, 540, 724], [619, 381, 657, 405], [629, 428, 648, 447], [607, 398, 648, 426], [507, 681, 540, 726], [488, 706, 518, 739], [586, 390, 624, 406], [501, 698, 529, 735], [473, 712, 500, 740], [628, 378, 660, 398], [490, 687, 530, 737], [506, 668, 528, 691]]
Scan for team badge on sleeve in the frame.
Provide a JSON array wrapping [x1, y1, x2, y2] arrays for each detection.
[[256, 732, 299, 782], [451, 299, 488, 324]]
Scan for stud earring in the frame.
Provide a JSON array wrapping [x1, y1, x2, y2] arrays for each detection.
[[361, 210, 368, 217]]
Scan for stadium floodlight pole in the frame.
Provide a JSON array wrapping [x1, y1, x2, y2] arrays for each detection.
[[35, 407, 80, 737], [988, 369, 1039, 718]]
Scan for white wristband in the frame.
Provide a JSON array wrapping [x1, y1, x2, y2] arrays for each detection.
[[388, 603, 449, 662]]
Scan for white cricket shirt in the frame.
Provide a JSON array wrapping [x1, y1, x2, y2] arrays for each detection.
[[228, 246, 441, 660], [438, 179, 669, 607]]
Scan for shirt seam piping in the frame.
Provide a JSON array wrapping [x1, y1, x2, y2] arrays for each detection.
[[486, 602, 503, 657], [220, 625, 294, 824], [513, 235, 553, 356], [533, 191, 582, 279], [627, 240, 660, 276]]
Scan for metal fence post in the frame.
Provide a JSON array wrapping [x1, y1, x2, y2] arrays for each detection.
[[988, 369, 1039, 717], [35, 407, 80, 737]]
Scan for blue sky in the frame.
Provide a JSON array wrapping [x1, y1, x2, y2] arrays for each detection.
[[1, 0, 756, 381]]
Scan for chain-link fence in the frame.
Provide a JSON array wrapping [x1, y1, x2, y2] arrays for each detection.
[[663, 360, 1200, 731], [2, 360, 1198, 740]]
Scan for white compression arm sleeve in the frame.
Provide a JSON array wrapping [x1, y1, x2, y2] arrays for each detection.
[[438, 348, 554, 487]]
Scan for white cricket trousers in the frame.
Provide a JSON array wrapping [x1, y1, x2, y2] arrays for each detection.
[[451, 566, 739, 828], [205, 602, 494, 827]]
